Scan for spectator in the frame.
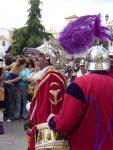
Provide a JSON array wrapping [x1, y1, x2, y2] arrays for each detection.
[[27, 61, 41, 99], [4, 58, 26, 122], [76, 59, 87, 77], [15, 61, 31, 119]]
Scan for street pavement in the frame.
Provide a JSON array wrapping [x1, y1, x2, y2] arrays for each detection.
[[0, 119, 27, 150]]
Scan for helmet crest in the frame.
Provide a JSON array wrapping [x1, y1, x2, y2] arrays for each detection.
[[58, 14, 113, 54]]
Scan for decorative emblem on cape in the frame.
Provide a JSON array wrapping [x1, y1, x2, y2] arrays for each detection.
[[49, 88, 62, 105]]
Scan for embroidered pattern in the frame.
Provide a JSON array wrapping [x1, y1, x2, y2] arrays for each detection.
[[49, 89, 62, 105]]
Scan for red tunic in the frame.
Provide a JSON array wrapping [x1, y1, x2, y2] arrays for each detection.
[[54, 73, 113, 150], [28, 67, 66, 150]]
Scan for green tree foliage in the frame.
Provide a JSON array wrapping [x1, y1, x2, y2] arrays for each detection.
[[102, 41, 109, 49], [94, 38, 109, 49], [27, 0, 45, 35], [12, 27, 28, 55], [26, 34, 42, 47], [12, 0, 51, 55]]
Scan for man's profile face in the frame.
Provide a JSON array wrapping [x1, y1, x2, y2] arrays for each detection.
[[36, 53, 46, 67]]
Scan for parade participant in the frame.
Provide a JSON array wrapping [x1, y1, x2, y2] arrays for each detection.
[[0, 54, 5, 134], [76, 59, 87, 77], [24, 45, 66, 150], [47, 14, 113, 150], [108, 46, 113, 78]]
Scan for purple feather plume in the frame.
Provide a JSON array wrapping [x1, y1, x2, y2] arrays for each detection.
[[58, 14, 113, 54]]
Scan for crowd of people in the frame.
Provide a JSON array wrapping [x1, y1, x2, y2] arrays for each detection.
[[0, 54, 35, 128]]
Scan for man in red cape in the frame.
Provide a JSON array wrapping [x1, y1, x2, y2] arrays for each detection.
[[24, 49, 66, 150]]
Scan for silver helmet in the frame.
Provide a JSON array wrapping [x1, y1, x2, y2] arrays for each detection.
[[86, 45, 110, 71], [37, 41, 59, 65]]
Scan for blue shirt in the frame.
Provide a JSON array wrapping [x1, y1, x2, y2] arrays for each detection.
[[18, 68, 31, 87]]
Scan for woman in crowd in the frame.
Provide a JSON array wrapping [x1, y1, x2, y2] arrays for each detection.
[[4, 57, 26, 122], [14, 60, 31, 119]]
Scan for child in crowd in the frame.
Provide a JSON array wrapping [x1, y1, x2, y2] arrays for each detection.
[[4, 58, 26, 82]]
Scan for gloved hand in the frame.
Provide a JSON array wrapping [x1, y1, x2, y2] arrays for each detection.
[[24, 120, 34, 131]]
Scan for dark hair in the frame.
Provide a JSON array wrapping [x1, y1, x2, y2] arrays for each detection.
[[29, 59, 35, 68], [17, 58, 26, 66], [5, 56, 13, 66], [26, 61, 30, 68]]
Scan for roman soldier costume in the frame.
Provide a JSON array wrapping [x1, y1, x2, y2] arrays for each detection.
[[47, 14, 113, 150]]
